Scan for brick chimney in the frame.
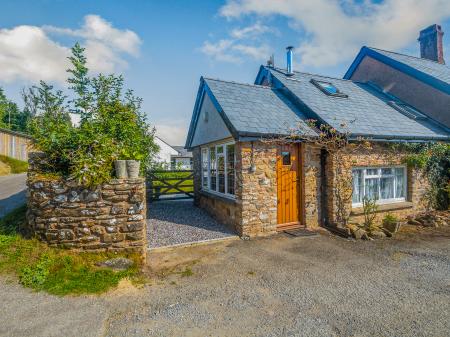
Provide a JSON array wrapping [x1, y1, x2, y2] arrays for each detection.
[[418, 24, 445, 64]]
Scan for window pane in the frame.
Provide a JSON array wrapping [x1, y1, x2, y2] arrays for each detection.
[[218, 156, 225, 193], [210, 147, 217, 191], [380, 176, 394, 199], [366, 168, 378, 176], [282, 151, 291, 165], [365, 178, 379, 200], [352, 169, 362, 203], [395, 168, 405, 198], [381, 168, 393, 175], [216, 146, 224, 154], [201, 149, 208, 189], [226, 144, 235, 195]]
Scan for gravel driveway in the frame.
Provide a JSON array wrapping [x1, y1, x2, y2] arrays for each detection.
[[0, 173, 27, 217], [1, 225, 449, 337], [147, 199, 237, 248]]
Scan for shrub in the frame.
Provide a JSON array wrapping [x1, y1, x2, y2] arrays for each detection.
[[26, 43, 158, 186], [362, 196, 379, 233], [403, 142, 450, 210], [382, 213, 398, 227]]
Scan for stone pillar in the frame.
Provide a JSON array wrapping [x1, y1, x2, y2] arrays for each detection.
[[26, 154, 147, 256]]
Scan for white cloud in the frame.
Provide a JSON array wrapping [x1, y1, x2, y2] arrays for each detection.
[[0, 25, 69, 83], [155, 123, 188, 146], [200, 22, 273, 63], [44, 15, 141, 56], [200, 38, 270, 63], [230, 22, 271, 39], [200, 39, 242, 63], [0, 15, 141, 84], [219, 0, 450, 67], [232, 44, 270, 59]]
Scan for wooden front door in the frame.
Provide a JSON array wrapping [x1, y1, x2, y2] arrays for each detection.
[[276, 143, 301, 230]]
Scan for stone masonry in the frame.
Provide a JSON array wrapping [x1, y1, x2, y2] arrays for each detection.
[[26, 153, 147, 254], [194, 141, 322, 238], [324, 144, 428, 226], [195, 141, 428, 237]]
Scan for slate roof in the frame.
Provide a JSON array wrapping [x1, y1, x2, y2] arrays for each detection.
[[266, 67, 449, 140], [172, 146, 193, 157], [368, 47, 450, 84], [203, 78, 317, 137]]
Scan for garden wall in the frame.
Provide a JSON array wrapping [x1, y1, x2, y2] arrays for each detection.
[[26, 153, 147, 255]]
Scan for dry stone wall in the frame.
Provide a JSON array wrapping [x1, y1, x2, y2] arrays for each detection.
[[26, 153, 147, 254]]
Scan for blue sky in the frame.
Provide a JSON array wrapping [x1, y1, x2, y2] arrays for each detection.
[[0, 0, 449, 144]]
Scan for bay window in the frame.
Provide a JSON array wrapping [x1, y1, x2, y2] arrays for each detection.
[[201, 142, 236, 197], [352, 167, 406, 206]]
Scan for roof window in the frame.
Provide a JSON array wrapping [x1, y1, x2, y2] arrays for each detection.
[[388, 101, 428, 120], [310, 79, 348, 97]]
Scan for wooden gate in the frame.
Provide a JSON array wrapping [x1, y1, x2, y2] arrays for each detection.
[[147, 170, 194, 201]]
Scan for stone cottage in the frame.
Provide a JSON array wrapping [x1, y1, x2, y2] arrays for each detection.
[[185, 25, 450, 237]]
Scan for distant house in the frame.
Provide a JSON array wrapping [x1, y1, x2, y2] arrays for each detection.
[[154, 136, 193, 170], [185, 24, 450, 238]]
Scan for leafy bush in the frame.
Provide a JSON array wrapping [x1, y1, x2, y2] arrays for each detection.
[[362, 196, 379, 233], [403, 142, 450, 210], [27, 43, 158, 186], [0, 155, 28, 173], [382, 213, 398, 227]]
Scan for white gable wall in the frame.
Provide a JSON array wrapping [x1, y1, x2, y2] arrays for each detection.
[[190, 93, 233, 147], [154, 137, 179, 164]]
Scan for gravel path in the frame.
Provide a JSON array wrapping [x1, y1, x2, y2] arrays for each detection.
[[0, 173, 27, 217], [147, 199, 237, 248]]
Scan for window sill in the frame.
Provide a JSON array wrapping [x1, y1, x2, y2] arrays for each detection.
[[200, 190, 237, 204], [351, 201, 413, 216]]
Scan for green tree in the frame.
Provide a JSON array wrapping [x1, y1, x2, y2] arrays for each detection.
[[27, 42, 158, 186], [0, 88, 31, 132], [67, 42, 91, 121]]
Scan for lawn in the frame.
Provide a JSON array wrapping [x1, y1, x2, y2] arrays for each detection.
[[0, 155, 28, 174], [148, 170, 193, 196], [0, 206, 145, 296]]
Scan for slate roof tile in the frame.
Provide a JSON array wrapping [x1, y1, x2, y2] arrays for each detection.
[[268, 68, 449, 140], [204, 78, 317, 137]]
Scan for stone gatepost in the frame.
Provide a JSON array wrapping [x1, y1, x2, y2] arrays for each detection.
[[26, 153, 147, 257]]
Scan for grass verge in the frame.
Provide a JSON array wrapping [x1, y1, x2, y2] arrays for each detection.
[[0, 155, 28, 174], [0, 206, 145, 296]]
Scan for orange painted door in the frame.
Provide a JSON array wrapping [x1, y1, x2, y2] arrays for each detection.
[[276, 144, 300, 227]]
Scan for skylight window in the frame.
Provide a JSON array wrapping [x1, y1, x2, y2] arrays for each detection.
[[388, 101, 428, 120], [310, 79, 348, 97]]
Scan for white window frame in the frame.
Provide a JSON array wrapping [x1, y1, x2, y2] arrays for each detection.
[[201, 141, 236, 199], [352, 166, 407, 208]]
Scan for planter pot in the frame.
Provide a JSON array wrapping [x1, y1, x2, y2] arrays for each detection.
[[126, 160, 141, 178], [114, 160, 128, 179]]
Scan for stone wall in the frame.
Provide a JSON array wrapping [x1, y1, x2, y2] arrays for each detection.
[[324, 143, 428, 226], [26, 154, 147, 254], [193, 146, 243, 235], [302, 144, 322, 228], [239, 141, 278, 237]]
